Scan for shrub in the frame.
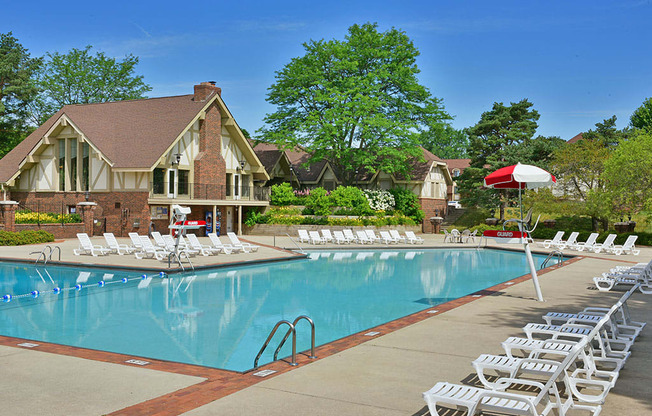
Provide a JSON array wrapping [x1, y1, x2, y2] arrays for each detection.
[[0, 230, 54, 246], [363, 189, 395, 211], [270, 183, 296, 206], [15, 211, 82, 224], [244, 209, 268, 227], [305, 187, 333, 216], [389, 187, 425, 223], [329, 186, 368, 209]]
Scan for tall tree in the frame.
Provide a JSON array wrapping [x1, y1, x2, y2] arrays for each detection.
[[29, 45, 151, 124], [0, 32, 41, 157], [259, 23, 450, 184], [419, 123, 468, 159], [458, 99, 540, 220], [630, 97, 652, 132]]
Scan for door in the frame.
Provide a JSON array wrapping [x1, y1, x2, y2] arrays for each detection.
[[167, 169, 177, 198], [226, 207, 234, 233]]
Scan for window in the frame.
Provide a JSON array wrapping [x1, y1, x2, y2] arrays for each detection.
[[453, 169, 460, 177], [82, 143, 90, 191], [69, 138, 77, 191], [58, 140, 65, 191], [58, 138, 89, 192], [226, 173, 232, 197], [153, 168, 165, 194], [178, 170, 189, 195]]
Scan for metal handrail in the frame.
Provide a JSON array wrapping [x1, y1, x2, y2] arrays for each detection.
[[254, 320, 296, 369], [284, 233, 306, 254], [274, 315, 316, 361], [541, 250, 564, 269], [31, 245, 60, 264]]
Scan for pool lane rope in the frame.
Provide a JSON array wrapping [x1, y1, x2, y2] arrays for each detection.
[[2, 272, 167, 302]]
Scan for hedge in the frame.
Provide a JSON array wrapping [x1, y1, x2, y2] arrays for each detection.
[[0, 230, 55, 246]]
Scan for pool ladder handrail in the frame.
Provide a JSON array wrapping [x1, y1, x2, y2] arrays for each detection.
[[167, 251, 194, 271], [253, 315, 316, 369], [541, 250, 564, 269], [275, 233, 305, 254], [30, 245, 61, 264]]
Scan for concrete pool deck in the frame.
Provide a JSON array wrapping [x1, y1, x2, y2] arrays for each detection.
[[0, 234, 650, 415]]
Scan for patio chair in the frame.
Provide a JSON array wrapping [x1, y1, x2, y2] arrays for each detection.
[[364, 229, 382, 244], [592, 234, 619, 254], [207, 233, 237, 254], [542, 231, 565, 249], [321, 229, 334, 243], [570, 233, 599, 251], [610, 235, 640, 256], [297, 229, 311, 244], [162, 234, 199, 257], [186, 233, 220, 256], [135, 236, 170, 260], [389, 229, 407, 243], [342, 229, 357, 243], [355, 230, 373, 244], [332, 230, 349, 244], [450, 228, 461, 243], [462, 229, 478, 244], [443, 229, 454, 243], [308, 231, 326, 244], [73, 233, 110, 256], [404, 231, 424, 244], [103, 233, 135, 255], [227, 232, 260, 252], [379, 230, 397, 244]]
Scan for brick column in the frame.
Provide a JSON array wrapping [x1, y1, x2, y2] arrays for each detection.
[[0, 201, 18, 233], [76, 202, 97, 236]]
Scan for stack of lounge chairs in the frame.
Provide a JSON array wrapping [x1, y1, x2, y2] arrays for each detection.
[[295, 229, 423, 245], [593, 258, 652, 293], [540, 232, 640, 256], [423, 284, 645, 416]]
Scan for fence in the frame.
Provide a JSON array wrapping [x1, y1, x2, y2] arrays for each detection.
[[150, 183, 271, 202]]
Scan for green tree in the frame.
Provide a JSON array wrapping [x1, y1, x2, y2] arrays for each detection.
[[583, 115, 627, 148], [630, 97, 652, 132], [29, 45, 151, 124], [603, 130, 652, 219], [419, 123, 468, 158], [458, 99, 540, 220], [0, 32, 41, 157], [259, 23, 450, 185]]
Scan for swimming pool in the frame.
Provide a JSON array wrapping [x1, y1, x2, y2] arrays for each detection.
[[0, 249, 553, 372]]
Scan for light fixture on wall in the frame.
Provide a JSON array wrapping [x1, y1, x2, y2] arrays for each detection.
[[237, 160, 246, 171], [84, 190, 90, 201], [172, 153, 182, 166]]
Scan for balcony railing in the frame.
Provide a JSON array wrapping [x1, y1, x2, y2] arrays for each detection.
[[150, 183, 270, 202]]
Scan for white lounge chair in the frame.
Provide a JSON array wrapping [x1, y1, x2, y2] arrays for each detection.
[[207, 233, 236, 254], [227, 232, 260, 252], [570, 233, 599, 251], [103, 233, 134, 255], [321, 229, 334, 243], [342, 229, 357, 243], [129, 232, 143, 250], [542, 231, 565, 249], [162, 234, 199, 257], [560, 231, 579, 250], [185, 234, 220, 256], [364, 229, 382, 244], [355, 230, 373, 244], [389, 229, 407, 243], [592, 234, 619, 254], [135, 236, 170, 260], [297, 229, 311, 244], [610, 235, 640, 256], [405, 231, 424, 244], [308, 231, 326, 245], [332, 230, 349, 244], [379, 230, 396, 244], [73, 233, 110, 256], [150, 231, 167, 248], [593, 273, 651, 293]]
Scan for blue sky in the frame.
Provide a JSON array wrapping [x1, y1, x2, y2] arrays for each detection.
[[5, 0, 652, 140]]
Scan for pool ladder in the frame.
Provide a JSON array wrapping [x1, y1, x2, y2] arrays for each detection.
[[254, 315, 316, 369], [31, 245, 61, 264], [541, 250, 564, 269], [167, 251, 194, 271]]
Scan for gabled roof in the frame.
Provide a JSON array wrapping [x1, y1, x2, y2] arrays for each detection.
[[393, 147, 446, 182], [252, 142, 284, 174], [567, 133, 584, 143], [442, 158, 471, 172], [253, 143, 330, 183]]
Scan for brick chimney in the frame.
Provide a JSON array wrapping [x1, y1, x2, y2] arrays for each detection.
[[193, 81, 221, 102]]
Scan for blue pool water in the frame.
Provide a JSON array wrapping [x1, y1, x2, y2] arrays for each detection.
[[0, 249, 552, 371]]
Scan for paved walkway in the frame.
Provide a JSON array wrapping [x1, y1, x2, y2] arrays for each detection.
[[0, 234, 649, 415]]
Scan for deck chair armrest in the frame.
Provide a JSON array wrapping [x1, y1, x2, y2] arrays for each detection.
[[551, 332, 588, 342], [566, 376, 611, 404]]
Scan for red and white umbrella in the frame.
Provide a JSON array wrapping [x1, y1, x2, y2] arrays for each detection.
[[484, 162, 556, 189]]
